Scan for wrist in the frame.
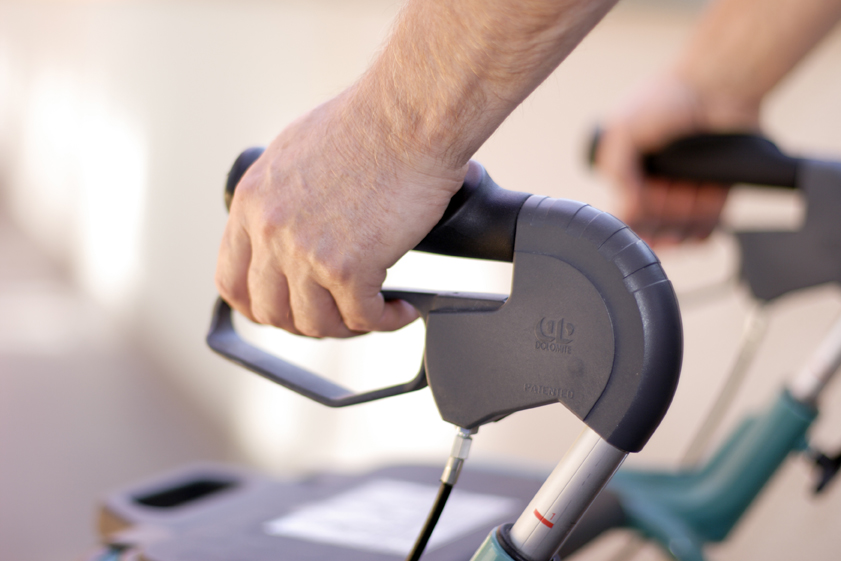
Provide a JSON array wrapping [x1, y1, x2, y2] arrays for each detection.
[[664, 66, 762, 132], [346, 69, 473, 181], [321, 83, 469, 193], [669, 60, 762, 133]]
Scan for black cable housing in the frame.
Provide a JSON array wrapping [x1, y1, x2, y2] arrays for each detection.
[[405, 482, 453, 561]]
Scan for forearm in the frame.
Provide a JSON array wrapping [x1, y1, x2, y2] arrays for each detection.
[[349, 0, 618, 172], [675, 0, 841, 125]]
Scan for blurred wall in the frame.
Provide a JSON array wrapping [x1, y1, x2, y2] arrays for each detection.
[[2, 1, 841, 559]]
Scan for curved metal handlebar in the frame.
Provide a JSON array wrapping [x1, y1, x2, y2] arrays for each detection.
[[208, 148, 683, 453]]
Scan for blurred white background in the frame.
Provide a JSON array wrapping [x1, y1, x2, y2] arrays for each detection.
[[2, 0, 841, 559]]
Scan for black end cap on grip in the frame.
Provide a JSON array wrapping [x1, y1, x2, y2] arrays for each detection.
[[225, 147, 265, 211]]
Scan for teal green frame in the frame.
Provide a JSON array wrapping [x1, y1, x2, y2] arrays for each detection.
[[608, 389, 815, 561], [468, 389, 817, 561]]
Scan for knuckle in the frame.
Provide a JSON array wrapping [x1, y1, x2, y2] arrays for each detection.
[[344, 315, 374, 333], [254, 209, 284, 244], [294, 320, 329, 339], [251, 306, 290, 330], [215, 271, 245, 304], [316, 255, 354, 286]]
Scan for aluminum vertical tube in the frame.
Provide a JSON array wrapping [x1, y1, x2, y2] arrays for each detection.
[[790, 314, 841, 405], [508, 427, 627, 561]]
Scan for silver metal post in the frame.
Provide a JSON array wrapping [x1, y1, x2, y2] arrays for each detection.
[[682, 302, 769, 464], [789, 314, 841, 405], [508, 427, 627, 561]]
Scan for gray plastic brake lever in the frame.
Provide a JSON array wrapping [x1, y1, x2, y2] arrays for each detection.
[[206, 290, 507, 407], [386, 289, 508, 319], [736, 159, 841, 301]]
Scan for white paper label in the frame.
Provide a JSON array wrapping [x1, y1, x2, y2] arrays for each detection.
[[263, 478, 520, 556]]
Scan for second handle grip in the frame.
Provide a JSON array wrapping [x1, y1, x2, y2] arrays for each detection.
[[589, 131, 801, 188]]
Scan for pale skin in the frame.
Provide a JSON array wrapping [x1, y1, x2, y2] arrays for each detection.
[[216, 0, 618, 338], [217, 0, 841, 338], [596, 0, 841, 246]]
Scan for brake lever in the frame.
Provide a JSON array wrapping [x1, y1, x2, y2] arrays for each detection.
[[207, 296, 427, 407], [207, 289, 507, 408]]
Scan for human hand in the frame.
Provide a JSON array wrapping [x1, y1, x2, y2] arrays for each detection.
[[215, 91, 468, 338], [594, 73, 761, 246]]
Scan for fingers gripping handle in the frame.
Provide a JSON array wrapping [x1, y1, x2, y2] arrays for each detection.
[[589, 130, 801, 188], [211, 148, 528, 408]]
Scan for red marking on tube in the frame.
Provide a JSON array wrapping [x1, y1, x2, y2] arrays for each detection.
[[533, 509, 554, 529]]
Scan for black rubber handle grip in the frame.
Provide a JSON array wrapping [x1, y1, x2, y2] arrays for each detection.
[[414, 161, 530, 261], [589, 131, 801, 188], [224, 149, 530, 261]]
